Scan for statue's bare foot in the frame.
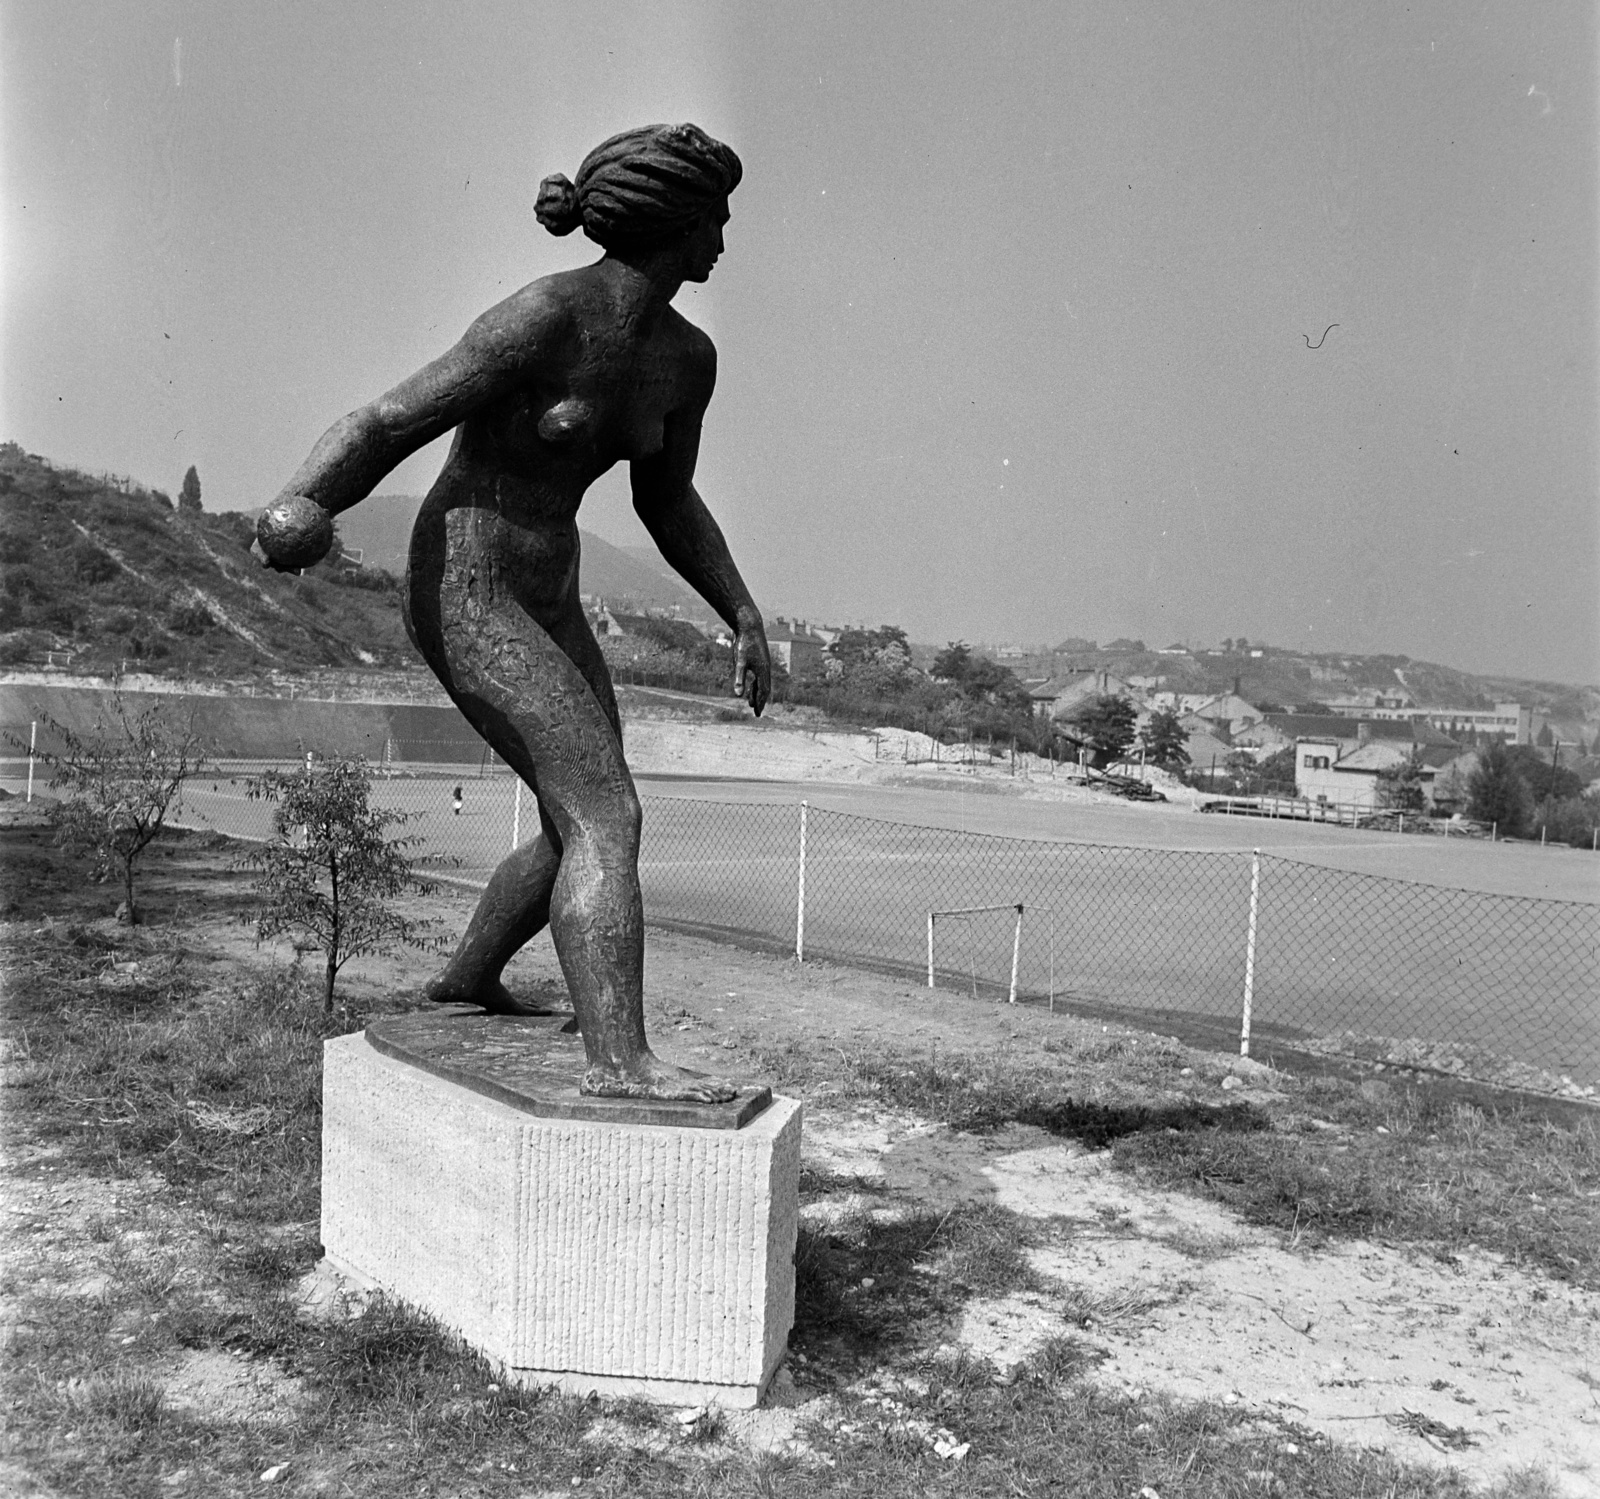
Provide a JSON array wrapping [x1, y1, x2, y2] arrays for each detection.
[[581, 1053, 739, 1104], [424, 976, 563, 1018]]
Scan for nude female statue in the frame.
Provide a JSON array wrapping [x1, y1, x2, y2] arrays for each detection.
[[257, 124, 769, 1104]]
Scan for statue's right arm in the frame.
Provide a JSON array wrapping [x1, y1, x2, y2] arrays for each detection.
[[273, 296, 549, 518]]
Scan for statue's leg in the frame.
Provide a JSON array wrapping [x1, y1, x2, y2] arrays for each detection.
[[423, 832, 562, 1014], [422, 589, 621, 1015], [437, 595, 735, 1104]]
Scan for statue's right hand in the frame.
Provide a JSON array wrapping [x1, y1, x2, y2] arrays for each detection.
[[257, 494, 335, 572]]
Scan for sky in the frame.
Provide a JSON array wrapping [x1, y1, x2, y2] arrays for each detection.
[[3, 1, 1596, 685]]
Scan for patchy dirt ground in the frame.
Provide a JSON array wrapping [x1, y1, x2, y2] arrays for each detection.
[[3, 820, 1597, 1496], [501, 927, 1600, 1496]]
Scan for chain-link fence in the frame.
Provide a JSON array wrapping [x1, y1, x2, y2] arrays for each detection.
[[9, 753, 1596, 1087]]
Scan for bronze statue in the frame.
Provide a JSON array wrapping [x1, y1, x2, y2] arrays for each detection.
[[258, 124, 769, 1104]]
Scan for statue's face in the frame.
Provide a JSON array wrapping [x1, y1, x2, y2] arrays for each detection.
[[680, 198, 730, 283]]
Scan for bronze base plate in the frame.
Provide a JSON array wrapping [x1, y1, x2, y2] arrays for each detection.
[[364, 1010, 772, 1130]]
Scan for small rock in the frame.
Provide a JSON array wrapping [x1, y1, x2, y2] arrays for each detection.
[[115, 901, 133, 925], [1221, 1075, 1243, 1091], [259, 1465, 289, 1484], [1140, 1488, 1163, 1499], [1179, 1067, 1193, 1077], [1279, 1442, 1300, 1456], [1277, 1302, 1314, 1334]]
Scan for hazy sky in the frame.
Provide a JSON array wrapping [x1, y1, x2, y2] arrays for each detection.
[[4, 1, 1596, 683]]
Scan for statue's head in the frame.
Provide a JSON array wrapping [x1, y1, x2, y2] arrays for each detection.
[[536, 124, 741, 270]]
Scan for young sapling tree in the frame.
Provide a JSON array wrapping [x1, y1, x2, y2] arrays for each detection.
[[244, 755, 434, 1012], [8, 689, 206, 923]]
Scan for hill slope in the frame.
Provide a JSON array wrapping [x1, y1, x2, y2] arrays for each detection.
[[0, 446, 413, 676]]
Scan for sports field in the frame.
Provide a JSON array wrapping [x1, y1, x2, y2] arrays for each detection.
[[139, 769, 1600, 1085]]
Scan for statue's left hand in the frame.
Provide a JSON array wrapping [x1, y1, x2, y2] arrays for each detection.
[[733, 618, 771, 717]]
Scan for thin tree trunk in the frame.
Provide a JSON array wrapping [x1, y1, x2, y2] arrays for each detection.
[[324, 952, 337, 1015], [123, 856, 138, 925]]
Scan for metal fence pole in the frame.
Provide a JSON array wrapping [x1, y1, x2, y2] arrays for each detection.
[[26, 720, 36, 802], [795, 800, 808, 963], [1009, 903, 1023, 1004], [1240, 848, 1261, 1056], [926, 911, 935, 988]]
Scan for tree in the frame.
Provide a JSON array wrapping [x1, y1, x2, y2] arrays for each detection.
[[1374, 751, 1426, 813], [930, 641, 972, 682], [1065, 694, 1138, 767], [7, 689, 206, 922], [243, 756, 434, 1012], [1139, 707, 1190, 769], [1466, 742, 1533, 836], [178, 466, 202, 513], [1509, 744, 1583, 804]]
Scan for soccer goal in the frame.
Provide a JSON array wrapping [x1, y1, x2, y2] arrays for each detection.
[[925, 902, 1055, 1007]]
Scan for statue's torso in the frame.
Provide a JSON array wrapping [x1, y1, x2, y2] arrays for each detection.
[[409, 273, 708, 623]]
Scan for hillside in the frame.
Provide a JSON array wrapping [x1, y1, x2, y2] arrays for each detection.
[[993, 642, 1598, 729], [337, 493, 704, 615], [0, 446, 414, 676]]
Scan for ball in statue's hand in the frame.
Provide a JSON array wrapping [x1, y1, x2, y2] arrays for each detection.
[[257, 495, 334, 570]]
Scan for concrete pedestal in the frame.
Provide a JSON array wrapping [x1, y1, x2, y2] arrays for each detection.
[[321, 1030, 801, 1407]]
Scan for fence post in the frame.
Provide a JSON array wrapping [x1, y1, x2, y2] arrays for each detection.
[[1240, 848, 1261, 1056], [511, 778, 522, 852], [26, 720, 36, 802], [795, 800, 808, 963], [926, 911, 935, 988], [1008, 904, 1023, 1004]]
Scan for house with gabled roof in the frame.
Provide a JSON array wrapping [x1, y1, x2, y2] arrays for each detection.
[[1027, 669, 1146, 723], [1293, 723, 1461, 810]]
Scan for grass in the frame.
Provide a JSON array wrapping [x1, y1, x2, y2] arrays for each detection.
[[3, 828, 1595, 1496], [761, 1032, 1600, 1291]]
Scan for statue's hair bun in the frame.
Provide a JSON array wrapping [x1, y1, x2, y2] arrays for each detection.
[[535, 173, 582, 236]]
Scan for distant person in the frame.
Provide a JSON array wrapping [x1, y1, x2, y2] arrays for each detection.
[[451, 784, 463, 817], [256, 124, 769, 1104]]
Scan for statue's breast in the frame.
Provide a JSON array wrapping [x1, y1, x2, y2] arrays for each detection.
[[535, 397, 596, 446]]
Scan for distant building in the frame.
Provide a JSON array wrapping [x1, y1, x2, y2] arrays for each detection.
[[1029, 669, 1144, 722], [1293, 724, 1462, 811], [1181, 720, 1235, 778], [1323, 690, 1414, 713], [765, 618, 828, 676], [1318, 698, 1529, 745], [1146, 691, 1262, 740]]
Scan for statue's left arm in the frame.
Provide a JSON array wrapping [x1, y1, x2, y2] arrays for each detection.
[[630, 347, 770, 715]]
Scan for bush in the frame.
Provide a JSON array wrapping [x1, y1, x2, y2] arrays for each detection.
[[9, 690, 206, 922], [243, 755, 435, 1012], [1532, 795, 1600, 850], [168, 601, 215, 636]]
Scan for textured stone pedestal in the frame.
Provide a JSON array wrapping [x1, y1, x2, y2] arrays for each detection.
[[321, 1023, 801, 1407]]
